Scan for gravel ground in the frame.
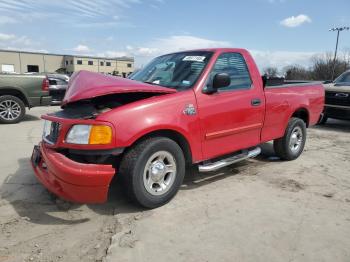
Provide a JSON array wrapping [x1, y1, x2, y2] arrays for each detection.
[[0, 107, 349, 262]]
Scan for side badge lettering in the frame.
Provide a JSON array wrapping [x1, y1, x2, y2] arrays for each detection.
[[183, 104, 196, 116]]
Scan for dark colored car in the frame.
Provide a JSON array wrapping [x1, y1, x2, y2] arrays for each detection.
[[47, 74, 69, 105], [320, 70, 350, 124]]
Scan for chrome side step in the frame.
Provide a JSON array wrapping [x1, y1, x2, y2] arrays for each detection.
[[198, 147, 261, 172]]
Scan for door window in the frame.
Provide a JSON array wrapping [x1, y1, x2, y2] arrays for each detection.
[[210, 53, 252, 91]]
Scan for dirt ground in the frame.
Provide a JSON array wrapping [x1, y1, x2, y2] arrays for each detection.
[[0, 107, 349, 262]]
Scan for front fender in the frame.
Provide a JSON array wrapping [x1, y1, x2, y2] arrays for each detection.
[[98, 90, 203, 162], [0, 86, 30, 104]]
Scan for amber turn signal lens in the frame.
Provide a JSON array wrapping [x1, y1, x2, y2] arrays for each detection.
[[89, 125, 112, 145]]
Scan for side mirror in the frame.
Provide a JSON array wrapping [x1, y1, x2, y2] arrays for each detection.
[[203, 73, 231, 94], [213, 73, 231, 89]]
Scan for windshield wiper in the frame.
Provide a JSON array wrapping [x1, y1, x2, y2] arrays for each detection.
[[143, 81, 175, 89], [144, 81, 160, 86]]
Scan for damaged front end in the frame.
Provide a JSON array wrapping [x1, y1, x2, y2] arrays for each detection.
[[42, 70, 176, 164], [55, 92, 168, 120], [31, 71, 176, 203]]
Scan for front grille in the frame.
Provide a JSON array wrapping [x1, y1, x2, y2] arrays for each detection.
[[325, 91, 350, 107], [43, 121, 61, 144], [325, 107, 350, 120]]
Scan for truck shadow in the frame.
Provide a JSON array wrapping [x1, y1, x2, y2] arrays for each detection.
[[313, 119, 350, 133], [22, 114, 41, 122], [181, 143, 276, 189], [0, 158, 142, 226], [182, 164, 244, 190], [1, 148, 275, 226]]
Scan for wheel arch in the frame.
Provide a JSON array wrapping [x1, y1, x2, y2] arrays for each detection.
[[0, 88, 30, 107], [291, 107, 309, 127], [127, 129, 193, 164]]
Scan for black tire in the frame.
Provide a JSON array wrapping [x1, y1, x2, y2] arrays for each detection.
[[317, 113, 328, 125], [0, 95, 26, 124], [273, 117, 306, 161], [119, 137, 186, 208]]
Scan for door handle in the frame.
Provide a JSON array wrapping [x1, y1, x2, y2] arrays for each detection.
[[251, 98, 261, 106]]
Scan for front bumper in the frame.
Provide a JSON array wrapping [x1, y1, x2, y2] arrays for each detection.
[[31, 143, 116, 203], [324, 104, 350, 120]]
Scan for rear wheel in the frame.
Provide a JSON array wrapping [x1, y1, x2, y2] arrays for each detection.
[[119, 137, 185, 208], [273, 117, 306, 160], [0, 95, 26, 124]]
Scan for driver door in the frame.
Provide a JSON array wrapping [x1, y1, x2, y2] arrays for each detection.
[[196, 52, 265, 160]]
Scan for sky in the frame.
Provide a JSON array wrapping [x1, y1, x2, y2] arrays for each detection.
[[0, 0, 349, 71]]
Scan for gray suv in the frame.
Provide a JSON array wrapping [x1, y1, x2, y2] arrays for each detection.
[[48, 74, 69, 105]]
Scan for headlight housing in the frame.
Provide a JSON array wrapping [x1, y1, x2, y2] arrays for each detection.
[[66, 124, 112, 145]]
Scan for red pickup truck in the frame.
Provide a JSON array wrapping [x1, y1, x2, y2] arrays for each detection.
[[31, 48, 324, 208]]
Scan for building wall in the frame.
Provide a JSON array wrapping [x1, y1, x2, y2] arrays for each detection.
[[74, 57, 99, 72], [0, 51, 21, 73], [98, 59, 117, 74], [65, 56, 134, 76], [116, 60, 134, 77], [0, 50, 134, 76], [19, 53, 45, 73], [64, 56, 75, 73], [44, 55, 64, 73]]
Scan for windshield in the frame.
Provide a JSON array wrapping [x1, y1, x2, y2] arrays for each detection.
[[334, 71, 350, 85], [129, 51, 213, 90]]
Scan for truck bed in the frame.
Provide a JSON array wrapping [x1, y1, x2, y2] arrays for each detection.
[[0, 73, 50, 107], [261, 83, 324, 142]]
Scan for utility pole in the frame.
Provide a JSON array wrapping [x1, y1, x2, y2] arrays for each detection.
[[329, 27, 349, 80]]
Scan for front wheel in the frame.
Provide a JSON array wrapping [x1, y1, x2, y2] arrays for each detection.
[[273, 117, 306, 161], [119, 137, 185, 208]]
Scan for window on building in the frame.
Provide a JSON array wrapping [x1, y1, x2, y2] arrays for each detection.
[[27, 65, 39, 73], [127, 63, 132, 68], [1, 64, 15, 73], [100, 61, 104, 66], [65, 61, 69, 66], [88, 61, 93, 65], [70, 60, 73, 65], [106, 62, 111, 66], [77, 60, 82, 65]]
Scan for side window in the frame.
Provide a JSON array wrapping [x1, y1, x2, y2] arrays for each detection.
[[211, 53, 252, 91]]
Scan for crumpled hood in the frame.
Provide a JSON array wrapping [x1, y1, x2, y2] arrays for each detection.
[[62, 70, 176, 105]]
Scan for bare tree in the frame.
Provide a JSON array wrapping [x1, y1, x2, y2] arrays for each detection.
[[263, 67, 279, 77], [266, 51, 350, 81], [342, 48, 350, 68], [310, 52, 349, 80], [283, 65, 311, 80]]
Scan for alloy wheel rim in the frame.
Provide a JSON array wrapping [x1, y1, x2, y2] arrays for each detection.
[[289, 126, 303, 153], [143, 151, 177, 196], [0, 100, 21, 121]]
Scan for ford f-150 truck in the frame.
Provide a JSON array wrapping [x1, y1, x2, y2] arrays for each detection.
[[0, 73, 51, 123], [319, 70, 350, 124], [31, 48, 324, 208]]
